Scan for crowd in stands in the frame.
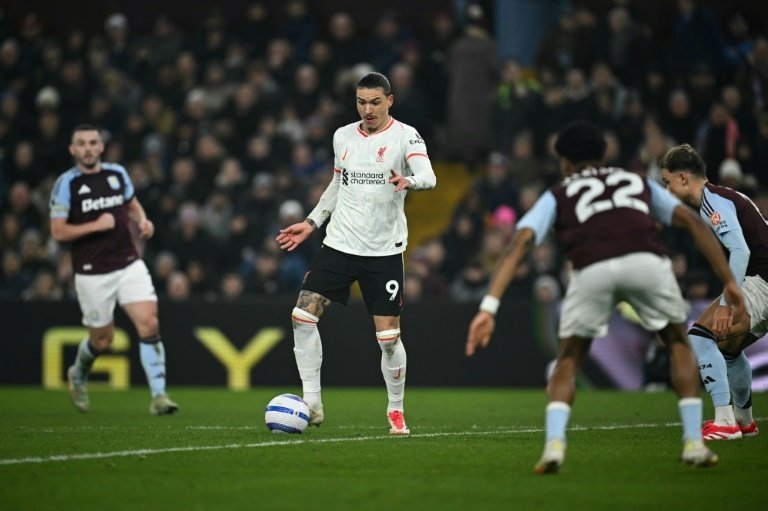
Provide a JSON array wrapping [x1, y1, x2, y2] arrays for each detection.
[[1, 0, 767, 306]]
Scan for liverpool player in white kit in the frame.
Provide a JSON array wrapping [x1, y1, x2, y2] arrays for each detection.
[[50, 125, 178, 415], [276, 72, 436, 434], [465, 122, 743, 473]]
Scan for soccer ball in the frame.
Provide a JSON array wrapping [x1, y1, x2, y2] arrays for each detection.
[[264, 394, 310, 434]]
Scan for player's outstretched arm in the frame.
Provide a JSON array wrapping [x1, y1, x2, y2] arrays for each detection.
[[671, 204, 745, 337], [466, 228, 536, 356], [276, 219, 315, 252]]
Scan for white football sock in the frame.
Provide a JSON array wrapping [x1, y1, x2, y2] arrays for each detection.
[[139, 335, 167, 397], [377, 329, 406, 412], [292, 308, 323, 409]]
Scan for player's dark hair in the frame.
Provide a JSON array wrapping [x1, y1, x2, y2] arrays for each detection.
[[554, 121, 606, 164], [357, 72, 392, 96], [660, 144, 706, 177], [71, 124, 102, 141]]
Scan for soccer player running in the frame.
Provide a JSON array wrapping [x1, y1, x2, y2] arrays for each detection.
[[50, 125, 178, 416], [465, 121, 743, 473], [276, 72, 436, 434], [661, 144, 763, 440]]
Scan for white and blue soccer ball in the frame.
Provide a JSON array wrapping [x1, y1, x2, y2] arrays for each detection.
[[264, 394, 310, 434]]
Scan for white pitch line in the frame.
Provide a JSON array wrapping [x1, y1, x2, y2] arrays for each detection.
[[0, 421, 684, 466]]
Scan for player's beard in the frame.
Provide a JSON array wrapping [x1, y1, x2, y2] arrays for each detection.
[[78, 155, 99, 170]]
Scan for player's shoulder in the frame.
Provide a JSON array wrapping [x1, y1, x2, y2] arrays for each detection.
[[52, 166, 81, 188], [101, 161, 129, 175], [702, 183, 740, 211], [391, 119, 421, 137], [334, 122, 361, 140]]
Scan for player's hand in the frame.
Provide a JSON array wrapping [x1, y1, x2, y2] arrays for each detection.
[[389, 170, 412, 192], [137, 218, 154, 239], [715, 281, 746, 338], [276, 221, 313, 251], [712, 305, 733, 339], [95, 212, 115, 232], [466, 311, 496, 356]]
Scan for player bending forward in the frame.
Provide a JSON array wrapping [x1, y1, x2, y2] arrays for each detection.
[[276, 72, 436, 434], [466, 121, 743, 473], [661, 144, 763, 440]]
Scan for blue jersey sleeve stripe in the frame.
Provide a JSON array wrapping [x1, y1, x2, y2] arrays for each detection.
[[701, 193, 714, 216], [49, 170, 75, 216]]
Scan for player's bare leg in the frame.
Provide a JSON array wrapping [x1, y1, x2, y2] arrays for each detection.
[[535, 336, 591, 474], [293, 291, 331, 426], [123, 301, 178, 415], [67, 324, 112, 413], [658, 323, 718, 467], [374, 315, 409, 435]]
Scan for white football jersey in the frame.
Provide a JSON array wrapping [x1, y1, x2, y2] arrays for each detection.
[[307, 117, 436, 256]]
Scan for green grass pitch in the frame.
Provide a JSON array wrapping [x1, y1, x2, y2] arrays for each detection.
[[1, 387, 766, 511]]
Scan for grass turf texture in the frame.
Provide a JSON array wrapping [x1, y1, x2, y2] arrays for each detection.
[[0, 388, 766, 511]]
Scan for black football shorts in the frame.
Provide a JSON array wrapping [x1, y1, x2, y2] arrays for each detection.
[[302, 245, 404, 316]]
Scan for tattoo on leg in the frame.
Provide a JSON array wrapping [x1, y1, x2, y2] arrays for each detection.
[[296, 290, 331, 317]]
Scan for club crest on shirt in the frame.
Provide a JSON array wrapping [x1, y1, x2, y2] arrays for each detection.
[[107, 175, 121, 190], [710, 211, 721, 226], [376, 147, 387, 162]]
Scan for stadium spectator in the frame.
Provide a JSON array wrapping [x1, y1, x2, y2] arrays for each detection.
[[490, 58, 540, 154], [0, 2, 762, 306], [446, 4, 497, 170]]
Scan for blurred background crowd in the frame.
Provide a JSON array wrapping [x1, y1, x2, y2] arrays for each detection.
[[1, 0, 767, 306]]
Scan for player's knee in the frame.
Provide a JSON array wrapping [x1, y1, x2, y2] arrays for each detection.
[[376, 329, 401, 355], [92, 332, 113, 351], [720, 349, 743, 360], [136, 314, 159, 337], [688, 323, 717, 342], [292, 307, 319, 329]]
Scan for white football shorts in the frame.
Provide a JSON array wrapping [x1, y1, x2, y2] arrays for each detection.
[[559, 252, 687, 339], [74, 259, 157, 328], [737, 275, 768, 338]]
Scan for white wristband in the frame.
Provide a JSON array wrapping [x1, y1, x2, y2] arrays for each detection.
[[479, 295, 500, 316]]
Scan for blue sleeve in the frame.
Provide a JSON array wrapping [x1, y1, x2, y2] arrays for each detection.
[[701, 190, 738, 237], [49, 173, 72, 219], [516, 190, 557, 245], [721, 229, 750, 284], [701, 190, 750, 304], [647, 179, 680, 226], [116, 164, 135, 201]]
